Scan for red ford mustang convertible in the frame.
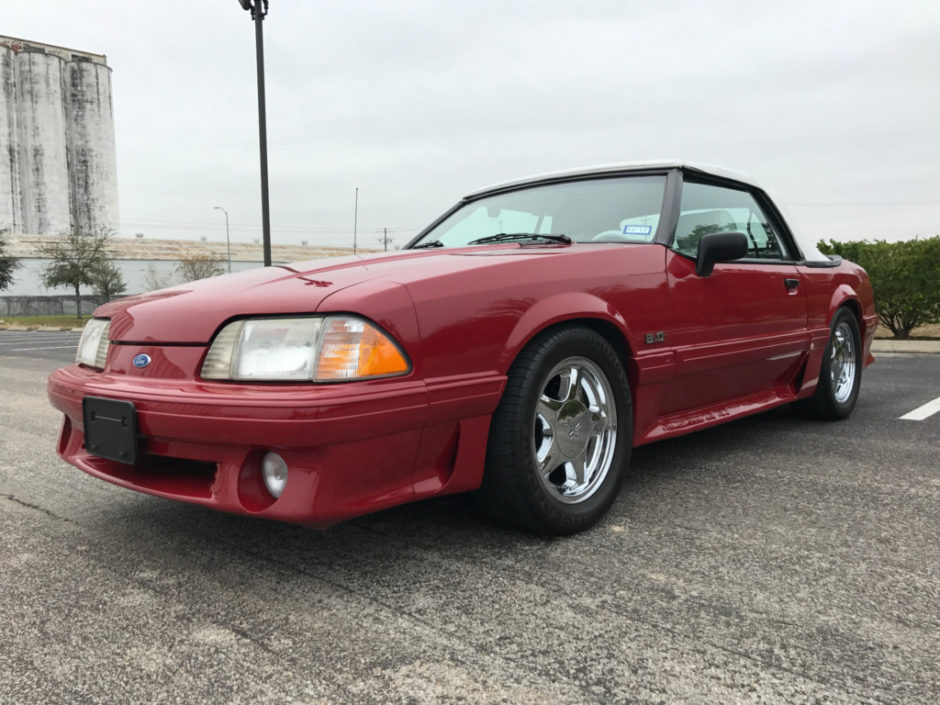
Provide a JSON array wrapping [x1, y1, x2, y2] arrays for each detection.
[[48, 162, 877, 534]]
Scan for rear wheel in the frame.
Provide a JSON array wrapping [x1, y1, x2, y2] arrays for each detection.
[[478, 327, 632, 534], [793, 308, 862, 420]]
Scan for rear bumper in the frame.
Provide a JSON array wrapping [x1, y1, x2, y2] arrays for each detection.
[[48, 360, 502, 526]]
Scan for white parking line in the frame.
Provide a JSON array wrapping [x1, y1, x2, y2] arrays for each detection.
[[0, 333, 81, 338], [0, 338, 81, 345], [0, 343, 79, 348], [899, 396, 940, 421], [9, 345, 78, 352]]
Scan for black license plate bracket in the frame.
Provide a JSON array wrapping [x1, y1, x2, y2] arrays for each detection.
[[82, 396, 139, 465]]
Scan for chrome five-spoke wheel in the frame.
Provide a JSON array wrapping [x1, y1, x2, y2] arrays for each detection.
[[533, 357, 617, 504], [793, 307, 862, 420], [479, 326, 632, 534], [830, 321, 857, 404]]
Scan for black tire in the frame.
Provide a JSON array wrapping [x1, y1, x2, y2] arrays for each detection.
[[477, 327, 632, 534], [793, 308, 862, 420]]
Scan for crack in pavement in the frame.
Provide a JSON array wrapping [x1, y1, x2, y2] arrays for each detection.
[[0, 493, 71, 524]]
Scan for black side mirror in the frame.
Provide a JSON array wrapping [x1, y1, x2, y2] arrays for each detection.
[[696, 231, 749, 276]]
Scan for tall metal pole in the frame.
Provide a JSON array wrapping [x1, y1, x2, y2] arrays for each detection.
[[238, 0, 272, 267], [214, 206, 232, 272], [353, 187, 359, 255]]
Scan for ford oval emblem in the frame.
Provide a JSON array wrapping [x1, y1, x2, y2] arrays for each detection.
[[132, 353, 152, 369]]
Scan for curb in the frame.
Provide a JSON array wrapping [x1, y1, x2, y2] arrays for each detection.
[[871, 340, 940, 354]]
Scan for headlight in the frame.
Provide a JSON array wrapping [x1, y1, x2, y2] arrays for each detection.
[[76, 318, 111, 369], [201, 315, 411, 382]]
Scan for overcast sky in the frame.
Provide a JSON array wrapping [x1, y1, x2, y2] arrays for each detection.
[[8, 0, 940, 248]]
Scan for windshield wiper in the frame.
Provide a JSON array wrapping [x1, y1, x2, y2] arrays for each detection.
[[468, 232, 572, 246], [412, 239, 444, 249]]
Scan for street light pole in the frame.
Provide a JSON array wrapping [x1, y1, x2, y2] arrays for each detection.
[[237, 0, 272, 267], [213, 206, 232, 273], [353, 187, 359, 255]]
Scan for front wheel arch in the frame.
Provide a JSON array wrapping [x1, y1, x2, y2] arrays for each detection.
[[504, 316, 637, 413], [499, 292, 634, 371]]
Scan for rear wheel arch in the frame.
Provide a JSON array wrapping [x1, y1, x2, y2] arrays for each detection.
[[837, 298, 864, 337], [828, 287, 864, 337], [794, 305, 862, 420]]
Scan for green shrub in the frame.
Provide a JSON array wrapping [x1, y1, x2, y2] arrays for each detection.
[[818, 236, 940, 338]]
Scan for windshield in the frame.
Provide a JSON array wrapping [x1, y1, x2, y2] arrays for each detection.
[[411, 175, 667, 248]]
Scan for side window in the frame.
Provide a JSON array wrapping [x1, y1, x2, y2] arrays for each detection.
[[672, 182, 788, 260]]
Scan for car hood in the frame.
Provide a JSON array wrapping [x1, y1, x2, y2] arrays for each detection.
[[97, 246, 578, 343]]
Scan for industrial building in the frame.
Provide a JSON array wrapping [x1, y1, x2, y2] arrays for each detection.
[[0, 235, 354, 316], [0, 35, 363, 317], [0, 35, 118, 236]]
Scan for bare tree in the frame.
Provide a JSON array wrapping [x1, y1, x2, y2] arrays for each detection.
[[144, 264, 175, 292], [177, 249, 226, 282]]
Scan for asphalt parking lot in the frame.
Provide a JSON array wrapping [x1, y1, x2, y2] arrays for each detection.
[[0, 331, 937, 704], [0, 329, 83, 363]]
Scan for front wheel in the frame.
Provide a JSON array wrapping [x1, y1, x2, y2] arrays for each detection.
[[478, 327, 632, 534], [793, 308, 862, 420]]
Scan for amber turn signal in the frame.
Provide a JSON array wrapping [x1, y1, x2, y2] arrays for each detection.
[[315, 317, 410, 380]]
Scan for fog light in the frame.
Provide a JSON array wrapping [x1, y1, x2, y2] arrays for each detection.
[[262, 452, 288, 498]]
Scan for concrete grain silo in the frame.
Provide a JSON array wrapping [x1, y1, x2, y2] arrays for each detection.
[[0, 35, 118, 237]]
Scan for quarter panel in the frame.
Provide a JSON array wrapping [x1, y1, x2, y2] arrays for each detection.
[[796, 261, 878, 393]]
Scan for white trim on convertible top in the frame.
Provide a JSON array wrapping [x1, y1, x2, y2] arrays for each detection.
[[462, 160, 830, 264], [463, 160, 754, 197]]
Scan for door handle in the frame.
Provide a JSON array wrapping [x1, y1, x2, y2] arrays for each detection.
[[784, 278, 800, 290]]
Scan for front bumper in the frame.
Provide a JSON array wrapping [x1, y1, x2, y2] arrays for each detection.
[[48, 344, 502, 526]]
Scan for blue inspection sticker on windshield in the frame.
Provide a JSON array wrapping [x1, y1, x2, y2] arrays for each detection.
[[623, 225, 653, 236]]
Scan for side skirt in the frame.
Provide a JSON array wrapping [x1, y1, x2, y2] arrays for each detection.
[[635, 386, 797, 447]]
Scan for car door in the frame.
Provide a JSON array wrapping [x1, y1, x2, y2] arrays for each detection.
[[660, 179, 810, 415]]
